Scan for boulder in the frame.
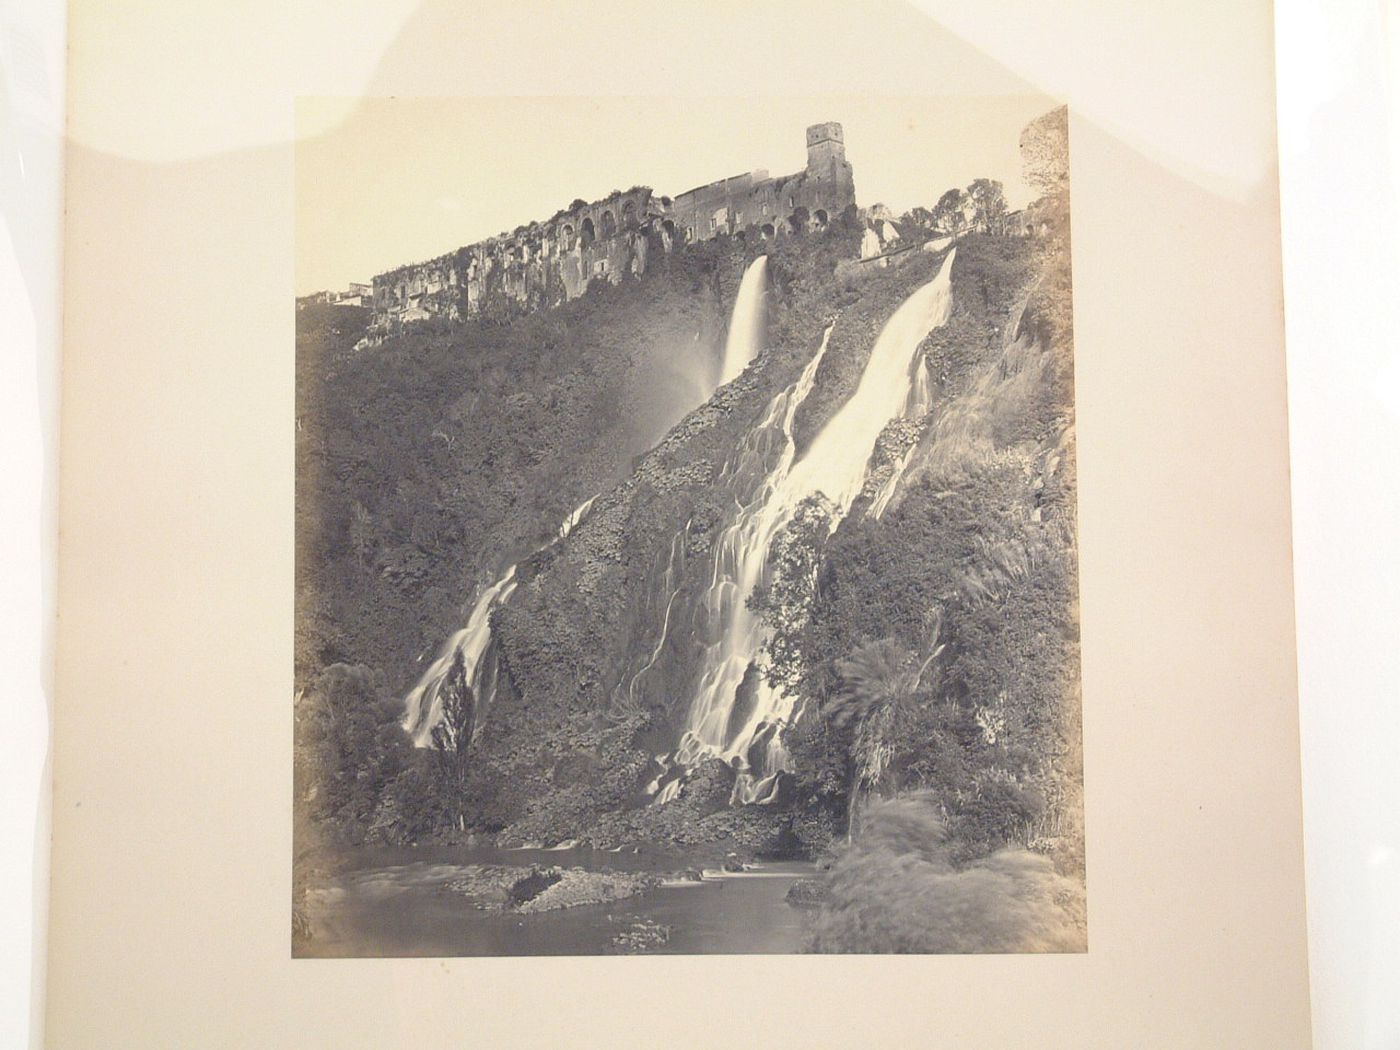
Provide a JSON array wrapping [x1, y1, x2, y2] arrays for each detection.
[[785, 877, 828, 909]]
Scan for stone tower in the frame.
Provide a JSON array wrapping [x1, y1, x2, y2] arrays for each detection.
[[805, 122, 849, 182]]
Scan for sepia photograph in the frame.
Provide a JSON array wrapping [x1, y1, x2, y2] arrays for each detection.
[[33, 2, 1330, 1043], [292, 96, 1083, 957]]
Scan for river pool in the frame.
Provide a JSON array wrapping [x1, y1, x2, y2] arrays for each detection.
[[297, 844, 816, 957]]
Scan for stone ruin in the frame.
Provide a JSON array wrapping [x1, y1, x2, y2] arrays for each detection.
[[358, 123, 857, 346]]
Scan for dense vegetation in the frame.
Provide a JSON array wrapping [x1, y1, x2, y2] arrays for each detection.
[[295, 243, 736, 849], [806, 794, 1085, 952], [757, 226, 1083, 880], [296, 245, 734, 694]]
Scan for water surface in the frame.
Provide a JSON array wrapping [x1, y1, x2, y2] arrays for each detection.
[[299, 844, 814, 957]]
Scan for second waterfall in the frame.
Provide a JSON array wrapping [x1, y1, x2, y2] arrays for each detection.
[[660, 249, 958, 805]]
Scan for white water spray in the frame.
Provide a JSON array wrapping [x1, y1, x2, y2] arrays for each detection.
[[670, 250, 957, 804], [403, 255, 772, 749], [718, 256, 769, 386], [558, 495, 596, 539], [402, 493, 596, 747], [868, 356, 935, 520]]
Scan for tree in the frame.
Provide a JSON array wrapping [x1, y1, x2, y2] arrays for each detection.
[[900, 206, 936, 230], [931, 188, 969, 235], [431, 649, 476, 830], [349, 500, 373, 569], [294, 662, 408, 834], [752, 495, 833, 690], [829, 625, 944, 837], [966, 178, 1008, 235]]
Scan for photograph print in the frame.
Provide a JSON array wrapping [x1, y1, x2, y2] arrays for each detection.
[[293, 96, 1083, 957]]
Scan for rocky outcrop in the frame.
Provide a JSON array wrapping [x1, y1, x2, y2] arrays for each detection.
[[441, 863, 663, 913], [784, 877, 828, 909]]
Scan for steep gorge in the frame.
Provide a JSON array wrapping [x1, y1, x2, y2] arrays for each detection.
[[298, 207, 1080, 876]]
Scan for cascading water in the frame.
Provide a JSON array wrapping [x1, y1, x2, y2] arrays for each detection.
[[613, 526, 690, 720], [868, 357, 935, 520], [558, 495, 596, 539], [402, 567, 518, 746], [717, 256, 769, 386], [404, 255, 773, 749], [402, 494, 596, 747], [664, 249, 957, 804]]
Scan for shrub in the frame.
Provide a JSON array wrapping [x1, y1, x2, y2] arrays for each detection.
[[806, 795, 1086, 953]]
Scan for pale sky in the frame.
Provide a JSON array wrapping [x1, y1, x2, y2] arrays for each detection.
[[296, 95, 1056, 295]]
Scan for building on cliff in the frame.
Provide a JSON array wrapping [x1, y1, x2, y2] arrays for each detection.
[[296, 282, 373, 311], [359, 123, 856, 343]]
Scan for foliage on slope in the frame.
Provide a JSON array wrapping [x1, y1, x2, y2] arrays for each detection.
[[295, 247, 730, 699], [757, 222, 1083, 877]]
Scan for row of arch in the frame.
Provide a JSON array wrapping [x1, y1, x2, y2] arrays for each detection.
[[490, 201, 835, 265], [681, 208, 830, 243], [556, 199, 644, 251]]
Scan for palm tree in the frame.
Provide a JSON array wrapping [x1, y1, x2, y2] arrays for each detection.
[[831, 614, 945, 838]]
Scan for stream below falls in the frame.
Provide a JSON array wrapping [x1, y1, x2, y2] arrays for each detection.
[[298, 845, 816, 957]]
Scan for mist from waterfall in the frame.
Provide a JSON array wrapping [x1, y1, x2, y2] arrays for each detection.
[[669, 250, 957, 805]]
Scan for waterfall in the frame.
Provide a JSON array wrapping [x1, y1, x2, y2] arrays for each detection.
[[667, 249, 957, 804], [402, 254, 771, 749], [612, 526, 690, 721], [718, 256, 769, 386], [557, 495, 597, 539], [402, 493, 596, 747], [868, 358, 935, 520], [402, 566, 518, 746]]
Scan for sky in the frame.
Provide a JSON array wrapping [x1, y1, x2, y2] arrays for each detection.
[[295, 95, 1056, 295]]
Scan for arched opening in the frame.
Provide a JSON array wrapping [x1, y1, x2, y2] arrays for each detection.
[[662, 219, 675, 239], [621, 200, 638, 229], [580, 217, 595, 248], [814, 209, 829, 227], [600, 210, 617, 238], [562, 223, 576, 250], [760, 222, 775, 240]]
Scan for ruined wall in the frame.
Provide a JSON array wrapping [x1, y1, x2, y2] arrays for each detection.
[[362, 123, 856, 343], [367, 186, 662, 336], [669, 122, 856, 244]]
